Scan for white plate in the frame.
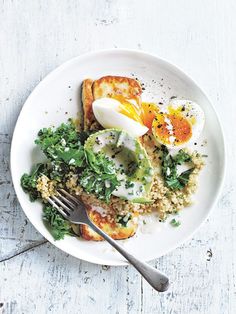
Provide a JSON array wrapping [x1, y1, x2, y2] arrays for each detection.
[[11, 49, 225, 266]]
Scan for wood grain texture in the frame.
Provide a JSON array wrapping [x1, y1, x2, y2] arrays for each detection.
[[0, 0, 235, 313]]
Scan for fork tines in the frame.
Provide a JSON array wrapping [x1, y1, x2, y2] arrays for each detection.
[[47, 189, 79, 219]]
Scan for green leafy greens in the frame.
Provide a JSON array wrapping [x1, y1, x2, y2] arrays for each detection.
[[161, 146, 194, 190], [21, 163, 50, 201], [21, 120, 120, 240], [35, 121, 87, 168], [24, 120, 119, 202], [43, 205, 75, 240], [80, 151, 120, 203]]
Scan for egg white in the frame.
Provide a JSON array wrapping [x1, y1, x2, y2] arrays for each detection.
[[92, 98, 149, 138]]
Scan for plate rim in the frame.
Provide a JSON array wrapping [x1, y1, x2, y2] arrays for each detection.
[[10, 48, 226, 266]]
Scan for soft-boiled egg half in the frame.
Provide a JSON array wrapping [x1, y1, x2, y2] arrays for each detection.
[[92, 96, 205, 147], [92, 96, 149, 137], [152, 99, 205, 149]]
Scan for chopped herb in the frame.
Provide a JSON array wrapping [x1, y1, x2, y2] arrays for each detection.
[[170, 218, 181, 227], [125, 181, 135, 189], [173, 149, 192, 164], [116, 214, 131, 227]]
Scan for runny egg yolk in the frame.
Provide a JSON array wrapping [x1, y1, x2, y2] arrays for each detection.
[[113, 96, 159, 129], [153, 112, 192, 146], [141, 102, 159, 130], [113, 95, 143, 125]]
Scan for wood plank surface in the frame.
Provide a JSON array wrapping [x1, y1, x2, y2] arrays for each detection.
[[0, 0, 235, 313]]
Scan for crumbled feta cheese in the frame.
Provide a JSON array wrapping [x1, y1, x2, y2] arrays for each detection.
[[61, 138, 66, 146], [166, 167, 171, 176], [69, 158, 75, 165], [105, 180, 111, 188]]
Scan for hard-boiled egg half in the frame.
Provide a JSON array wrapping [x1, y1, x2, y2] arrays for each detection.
[[152, 99, 205, 149], [92, 96, 149, 137]]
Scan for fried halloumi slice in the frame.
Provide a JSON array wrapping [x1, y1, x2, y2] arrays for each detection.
[[80, 208, 138, 241], [82, 79, 95, 130], [92, 75, 142, 100], [80, 75, 142, 240], [82, 75, 142, 130]]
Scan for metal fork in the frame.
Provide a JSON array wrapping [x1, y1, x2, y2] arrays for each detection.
[[48, 189, 169, 292]]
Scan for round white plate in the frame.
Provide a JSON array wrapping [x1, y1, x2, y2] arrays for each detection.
[[11, 49, 225, 266]]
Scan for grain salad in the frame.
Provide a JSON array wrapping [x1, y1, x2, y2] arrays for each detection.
[[21, 76, 206, 241], [29, 125, 204, 225]]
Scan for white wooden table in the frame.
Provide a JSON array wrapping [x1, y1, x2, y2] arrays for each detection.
[[0, 1, 235, 313]]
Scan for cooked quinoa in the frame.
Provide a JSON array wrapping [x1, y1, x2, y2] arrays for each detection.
[[36, 174, 56, 199], [139, 133, 204, 220], [65, 172, 140, 220], [36, 132, 204, 222]]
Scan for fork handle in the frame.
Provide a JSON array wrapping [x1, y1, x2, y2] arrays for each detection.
[[86, 220, 169, 292]]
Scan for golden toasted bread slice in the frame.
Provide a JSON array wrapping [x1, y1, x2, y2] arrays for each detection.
[[82, 76, 142, 130], [80, 208, 138, 241]]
